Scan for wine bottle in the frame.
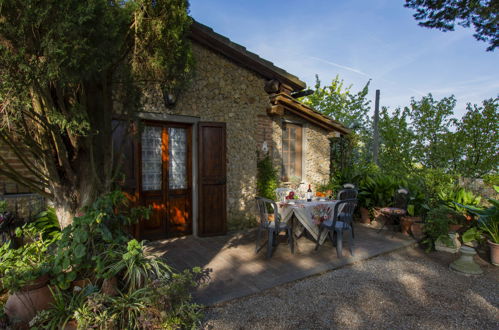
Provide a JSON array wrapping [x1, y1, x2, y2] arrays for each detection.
[[306, 184, 312, 202]]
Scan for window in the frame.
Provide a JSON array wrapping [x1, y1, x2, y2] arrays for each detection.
[[281, 123, 302, 181]]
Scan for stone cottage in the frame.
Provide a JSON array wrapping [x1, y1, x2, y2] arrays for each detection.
[[0, 21, 349, 240]]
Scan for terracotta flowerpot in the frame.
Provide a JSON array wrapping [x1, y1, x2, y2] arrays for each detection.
[[449, 224, 463, 232], [410, 222, 425, 241], [400, 216, 422, 236], [72, 278, 91, 290], [359, 207, 371, 224], [101, 276, 118, 296], [488, 240, 499, 266], [64, 319, 78, 330], [4, 276, 54, 328]]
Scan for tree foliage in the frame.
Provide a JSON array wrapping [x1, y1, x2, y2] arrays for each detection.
[[304, 74, 371, 130], [378, 106, 414, 174], [456, 97, 499, 177], [0, 0, 193, 226], [303, 75, 372, 175], [407, 94, 458, 169], [405, 0, 499, 51]]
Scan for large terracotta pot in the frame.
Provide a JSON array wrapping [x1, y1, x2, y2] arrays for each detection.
[[400, 216, 422, 236], [410, 222, 425, 241], [488, 240, 499, 266], [359, 207, 371, 224], [449, 224, 463, 232], [4, 275, 54, 328]]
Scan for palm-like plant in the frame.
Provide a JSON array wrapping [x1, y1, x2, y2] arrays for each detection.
[[105, 239, 171, 292], [458, 186, 499, 244]]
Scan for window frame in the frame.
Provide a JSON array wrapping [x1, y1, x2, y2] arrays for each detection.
[[281, 121, 303, 182]]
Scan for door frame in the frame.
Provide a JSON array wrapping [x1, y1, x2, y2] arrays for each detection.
[[137, 112, 200, 236], [137, 119, 194, 239]]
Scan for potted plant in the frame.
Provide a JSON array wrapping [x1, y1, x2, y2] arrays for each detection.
[[422, 206, 465, 252], [0, 227, 56, 326], [458, 188, 499, 266]]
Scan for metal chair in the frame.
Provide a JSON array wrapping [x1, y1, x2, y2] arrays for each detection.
[[337, 188, 358, 200], [255, 197, 294, 258], [337, 189, 358, 238], [378, 188, 409, 232], [315, 199, 357, 258], [275, 187, 292, 202], [343, 183, 356, 189]]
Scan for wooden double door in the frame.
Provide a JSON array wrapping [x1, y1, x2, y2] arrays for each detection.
[[138, 121, 228, 239], [139, 122, 193, 239]]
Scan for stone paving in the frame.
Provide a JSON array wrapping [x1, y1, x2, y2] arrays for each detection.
[[147, 225, 415, 306]]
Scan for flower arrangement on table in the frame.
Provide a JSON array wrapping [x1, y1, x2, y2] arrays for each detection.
[[311, 204, 332, 225]]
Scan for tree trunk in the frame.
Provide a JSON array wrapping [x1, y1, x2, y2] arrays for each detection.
[[55, 203, 75, 228]]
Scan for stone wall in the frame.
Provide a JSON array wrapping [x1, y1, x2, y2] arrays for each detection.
[[141, 42, 270, 229], [269, 111, 335, 190]]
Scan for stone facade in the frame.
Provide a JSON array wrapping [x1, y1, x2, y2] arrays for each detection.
[[140, 42, 339, 229], [141, 43, 270, 229]]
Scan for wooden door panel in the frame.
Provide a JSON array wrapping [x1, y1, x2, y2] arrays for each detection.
[[200, 127, 225, 180], [199, 185, 226, 235], [199, 123, 227, 236]]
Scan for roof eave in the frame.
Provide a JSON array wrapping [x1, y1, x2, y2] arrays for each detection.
[[189, 21, 306, 92]]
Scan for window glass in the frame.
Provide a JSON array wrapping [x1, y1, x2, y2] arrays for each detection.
[[168, 127, 188, 189], [141, 126, 162, 191], [282, 123, 302, 181]]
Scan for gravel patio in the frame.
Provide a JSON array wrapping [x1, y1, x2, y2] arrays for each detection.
[[202, 247, 499, 329]]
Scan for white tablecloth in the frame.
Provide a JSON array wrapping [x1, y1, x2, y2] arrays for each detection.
[[278, 200, 342, 245]]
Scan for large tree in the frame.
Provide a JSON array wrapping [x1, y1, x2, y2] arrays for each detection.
[[378, 106, 415, 174], [303, 75, 373, 171], [405, 0, 499, 51], [0, 0, 193, 226], [407, 94, 458, 170], [456, 97, 499, 177]]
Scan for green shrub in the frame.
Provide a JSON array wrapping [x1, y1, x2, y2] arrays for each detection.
[[438, 186, 481, 214], [0, 226, 56, 293], [257, 155, 279, 200], [483, 173, 499, 186], [51, 191, 150, 289], [422, 206, 464, 251], [104, 239, 171, 293]]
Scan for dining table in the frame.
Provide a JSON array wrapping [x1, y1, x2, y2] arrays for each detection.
[[278, 199, 344, 245]]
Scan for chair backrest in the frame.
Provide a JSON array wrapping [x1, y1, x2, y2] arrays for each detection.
[[393, 188, 409, 210], [332, 198, 357, 229], [337, 188, 358, 200], [275, 188, 292, 201], [343, 183, 356, 189], [255, 197, 280, 228]]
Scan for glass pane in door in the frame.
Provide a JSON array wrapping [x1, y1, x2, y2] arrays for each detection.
[[141, 126, 162, 191], [168, 127, 188, 190]]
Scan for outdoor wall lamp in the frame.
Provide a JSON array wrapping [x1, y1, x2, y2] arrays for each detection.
[[162, 88, 176, 108]]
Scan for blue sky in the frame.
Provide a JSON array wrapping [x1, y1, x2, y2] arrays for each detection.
[[189, 0, 499, 117]]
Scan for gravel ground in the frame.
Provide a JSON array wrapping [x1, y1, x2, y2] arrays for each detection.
[[202, 247, 499, 330]]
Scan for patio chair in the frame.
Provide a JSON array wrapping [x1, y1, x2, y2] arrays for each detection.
[[343, 183, 356, 189], [378, 188, 409, 232], [315, 198, 357, 258], [275, 187, 292, 202], [337, 188, 358, 200], [255, 197, 294, 258]]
